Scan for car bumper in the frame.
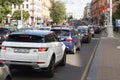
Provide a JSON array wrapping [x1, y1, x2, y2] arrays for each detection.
[[82, 37, 90, 42], [64, 43, 74, 52], [4, 60, 49, 70]]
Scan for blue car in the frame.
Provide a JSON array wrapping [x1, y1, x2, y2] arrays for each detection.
[[51, 27, 82, 54]]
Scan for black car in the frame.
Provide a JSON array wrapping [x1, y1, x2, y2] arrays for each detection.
[[77, 27, 92, 43], [0, 28, 12, 46], [94, 27, 101, 34]]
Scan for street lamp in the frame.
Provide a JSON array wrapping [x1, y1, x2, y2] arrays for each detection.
[[107, 0, 114, 37]]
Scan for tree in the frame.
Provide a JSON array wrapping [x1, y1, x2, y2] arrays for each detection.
[[0, 0, 24, 23], [12, 10, 30, 21], [112, 3, 120, 31], [50, 1, 66, 24]]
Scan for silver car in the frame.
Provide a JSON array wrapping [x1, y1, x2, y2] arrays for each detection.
[[0, 62, 12, 80]]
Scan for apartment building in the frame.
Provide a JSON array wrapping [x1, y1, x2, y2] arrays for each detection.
[[84, 3, 91, 21], [91, 0, 120, 24], [12, 0, 42, 26], [41, 0, 53, 26], [113, 0, 120, 12], [91, 0, 101, 24], [11, 0, 53, 27]]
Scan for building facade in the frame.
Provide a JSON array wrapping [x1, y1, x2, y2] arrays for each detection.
[[12, 0, 42, 26], [90, 0, 120, 25], [83, 3, 92, 21], [41, 0, 53, 26], [113, 0, 120, 12], [91, 0, 102, 24], [12, 0, 52, 27]]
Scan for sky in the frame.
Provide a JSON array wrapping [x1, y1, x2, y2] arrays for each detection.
[[60, 0, 92, 19]]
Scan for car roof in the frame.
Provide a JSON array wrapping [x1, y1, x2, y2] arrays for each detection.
[[39, 26, 51, 28], [10, 31, 53, 37], [51, 27, 72, 30], [0, 27, 10, 30]]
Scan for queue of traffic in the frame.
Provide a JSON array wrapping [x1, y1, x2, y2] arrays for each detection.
[[0, 24, 102, 80]]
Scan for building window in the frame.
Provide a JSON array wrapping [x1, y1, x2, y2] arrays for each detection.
[[22, 4, 24, 8], [18, 5, 20, 9], [14, 4, 16, 8], [26, 4, 29, 8]]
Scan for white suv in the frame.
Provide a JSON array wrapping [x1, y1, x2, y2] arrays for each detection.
[[0, 31, 66, 77]]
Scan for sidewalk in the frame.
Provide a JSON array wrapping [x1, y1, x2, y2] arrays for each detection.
[[86, 31, 120, 80]]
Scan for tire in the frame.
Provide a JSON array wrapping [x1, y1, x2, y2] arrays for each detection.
[[45, 56, 55, 78], [5, 76, 11, 80], [59, 52, 66, 66], [72, 45, 76, 54], [87, 38, 91, 43], [92, 34, 94, 37]]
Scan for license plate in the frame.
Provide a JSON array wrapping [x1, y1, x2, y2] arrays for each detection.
[[14, 48, 29, 53]]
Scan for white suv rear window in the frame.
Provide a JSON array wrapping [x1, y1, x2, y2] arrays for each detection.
[[6, 34, 44, 43]]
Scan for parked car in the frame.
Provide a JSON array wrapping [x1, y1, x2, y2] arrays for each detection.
[[0, 31, 66, 78], [0, 28, 12, 47], [51, 27, 82, 54], [77, 26, 92, 43], [0, 62, 12, 80]]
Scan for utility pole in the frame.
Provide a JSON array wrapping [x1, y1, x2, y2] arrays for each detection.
[[21, 4, 23, 27], [107, 0, 114, 37]]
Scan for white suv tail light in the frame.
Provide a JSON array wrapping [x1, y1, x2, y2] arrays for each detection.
[[1, 46, 6, 50], [38, 47, 48, 52]]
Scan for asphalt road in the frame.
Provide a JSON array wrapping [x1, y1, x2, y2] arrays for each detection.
[[11, 34, 100, 80]]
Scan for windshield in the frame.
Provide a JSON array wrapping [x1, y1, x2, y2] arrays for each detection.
[[51, 29, 69, 36], [78, 28, 87, 33]]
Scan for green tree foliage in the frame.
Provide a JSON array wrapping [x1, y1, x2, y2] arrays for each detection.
[[12, 0, 24, 5], [50, 1, 66, 24], [12, 10, 30, 21], [0, 0, 24, 22], [112, 4, 120, 29]]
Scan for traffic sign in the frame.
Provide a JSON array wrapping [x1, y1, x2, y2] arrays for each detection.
[[116, 19, 120, 27]]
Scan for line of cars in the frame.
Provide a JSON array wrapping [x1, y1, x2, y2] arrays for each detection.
[[0, 24, 100, 79], [0, 26, 67, 79]]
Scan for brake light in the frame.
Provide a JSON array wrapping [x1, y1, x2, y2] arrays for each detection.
[[0, 60, 6, 62], [85, 33, 89, 36], [1, 46, 6, 50], [38, 47, 48, 52], [4, 34, 9, 39], [37, 62, 45, 64], [65, 38, 73, 42]]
